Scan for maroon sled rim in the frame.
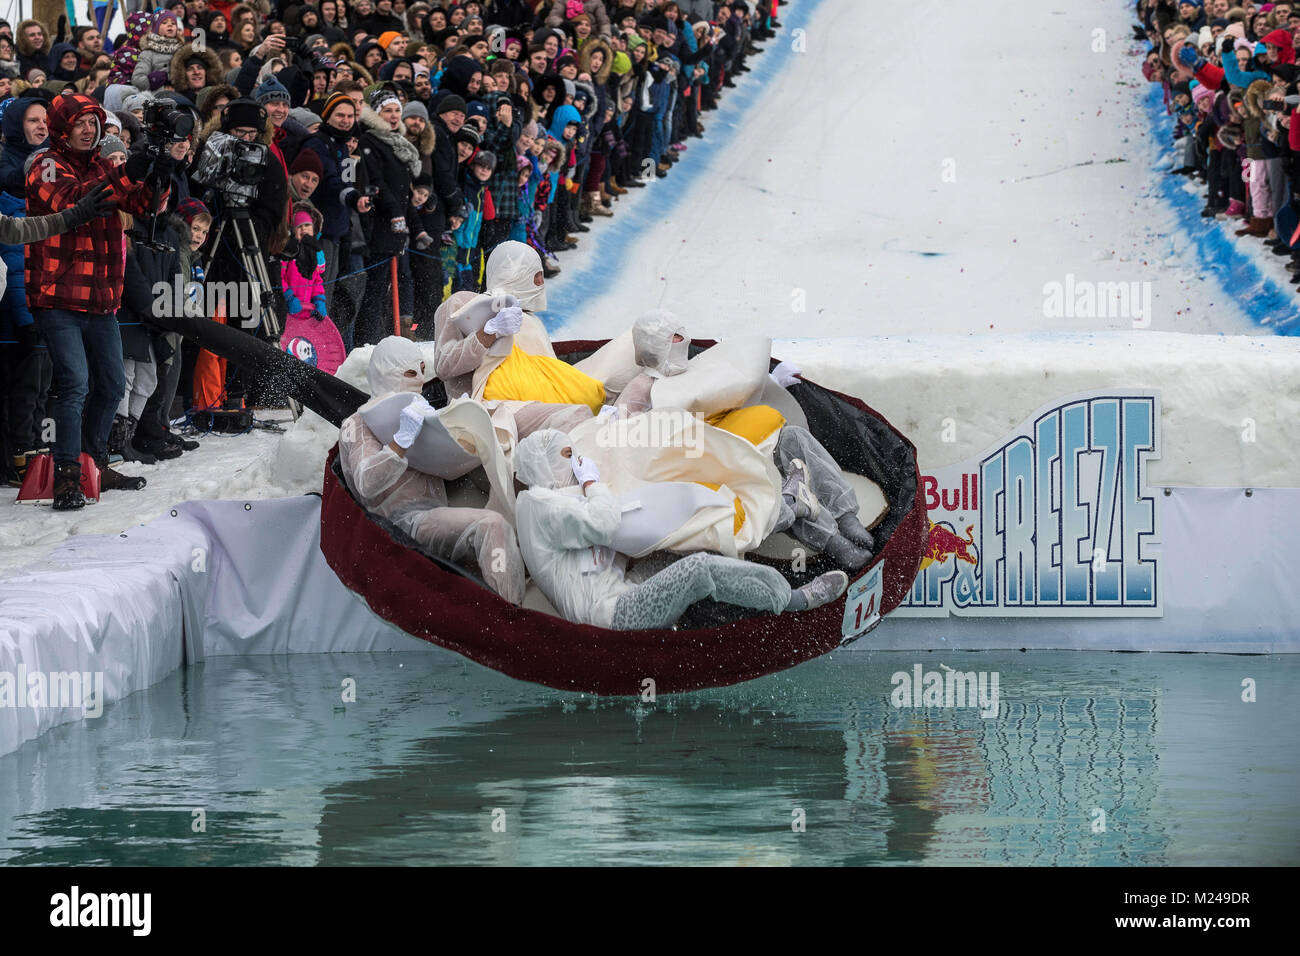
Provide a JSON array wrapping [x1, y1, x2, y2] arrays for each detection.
[[318, 342, 926, 696]]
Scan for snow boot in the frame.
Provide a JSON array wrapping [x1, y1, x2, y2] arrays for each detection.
[[161, 429, 199, 451], [586, 192, 612, 217], [122, 416, 158, 465], [606, 181, 627, 197], [1236, 216, 1272, 236], [52, 461, 86, 511], [134, 432, 182, 460], [1218, 199, 1247, 219], [108, 414, 130, 458], [785, 571, 849, 612], [95, 457, 146, 492]]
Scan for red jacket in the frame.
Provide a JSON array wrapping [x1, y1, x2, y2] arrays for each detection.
[[24, 93, 164, 315]]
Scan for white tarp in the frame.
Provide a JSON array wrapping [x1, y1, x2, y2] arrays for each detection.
[[2, 488, 1297, 758]]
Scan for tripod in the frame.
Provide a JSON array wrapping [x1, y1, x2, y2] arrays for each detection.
[[208, 206, 301, 421]]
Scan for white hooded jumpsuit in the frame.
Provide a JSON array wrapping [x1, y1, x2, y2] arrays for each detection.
[[433, 240, 592, 437], [337, 336, 526, 605], [513, 429, 793, 630], [618, 310, 863, 553]]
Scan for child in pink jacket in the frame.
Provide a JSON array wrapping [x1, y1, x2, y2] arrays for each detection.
[[280, 202, 345, 374]]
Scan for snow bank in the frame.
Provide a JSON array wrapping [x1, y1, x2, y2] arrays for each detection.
[[776, 331, 1300, 487]]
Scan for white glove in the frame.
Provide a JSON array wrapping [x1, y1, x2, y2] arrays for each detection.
[[489, 293, 520, 313], [571, 454, 601, 487], [598, 404, 619, 421], [393, 396, 432, 449], [484, 305, 524, 336], [770, 360, 802, 388]]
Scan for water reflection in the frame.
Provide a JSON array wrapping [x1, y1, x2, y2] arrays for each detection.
[[0, 651, 1293, 865]]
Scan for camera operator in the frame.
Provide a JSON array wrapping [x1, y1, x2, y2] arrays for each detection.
[[24, 91, 173, 509]]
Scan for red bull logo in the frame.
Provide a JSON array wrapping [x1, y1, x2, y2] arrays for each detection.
[[919, 521, 978, 572]]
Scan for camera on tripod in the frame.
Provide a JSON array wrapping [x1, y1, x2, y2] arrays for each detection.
[[141, 100, 195, 150], [192, 131, 270, 208]]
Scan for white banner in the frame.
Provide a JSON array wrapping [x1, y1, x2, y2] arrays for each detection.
[[896, 390, 1162, 618]]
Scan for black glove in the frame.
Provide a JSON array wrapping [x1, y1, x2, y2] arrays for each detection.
[[123, 149, 151, 182], [151, 153, 177, 179], [63, 182, 117, 228]]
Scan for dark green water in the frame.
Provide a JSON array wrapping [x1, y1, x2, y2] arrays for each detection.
[[0, 650, 1295, 865]]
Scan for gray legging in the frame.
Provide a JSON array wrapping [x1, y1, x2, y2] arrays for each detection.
[[771, 425, 861, 550], [610, 552, 790, 630]]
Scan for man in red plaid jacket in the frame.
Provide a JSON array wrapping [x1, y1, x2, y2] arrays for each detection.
[[25, 91, 171, 510]]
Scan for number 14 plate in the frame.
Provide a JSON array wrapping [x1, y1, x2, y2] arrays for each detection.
[[840, 564, 883, 645]]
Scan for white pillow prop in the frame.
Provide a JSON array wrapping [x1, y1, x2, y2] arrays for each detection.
[[573, 330, 642, 396], [612, 482, 734, 558], [361, 393, 482, 479], [650, 335, 772, 418], [451, 292, 519, 357]]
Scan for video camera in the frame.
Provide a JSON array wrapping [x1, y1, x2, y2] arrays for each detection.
[[141, 100, 195, 147], [191, 131, 270, 209]]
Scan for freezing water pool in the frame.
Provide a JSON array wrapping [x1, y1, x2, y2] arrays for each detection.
[[0, 649, 1295, 866]]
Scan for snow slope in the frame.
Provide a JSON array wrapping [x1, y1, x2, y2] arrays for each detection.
[[5, 0, 1297, 576], [545, 0, 1265, 338]]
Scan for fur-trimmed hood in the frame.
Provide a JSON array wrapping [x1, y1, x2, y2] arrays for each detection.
[[169, 43, 224, 94], [358, 105, 423, 177], [578, 36, 614, 86], [404, 116, 436, 157], [572, 79, 599, 123], [1244, 79, 1272, 119]]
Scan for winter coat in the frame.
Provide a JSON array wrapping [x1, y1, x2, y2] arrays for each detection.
[[24, 94, 163, 315], [0, 99, 45, 334], [428, 115, 466, 234], [453, 170, 494, 251], [479, 92, 521, 222], [303, 125, 365, 242], [119, 220, 182, 361], [167, 43, 224, 95], [404, 116, 437, 178], [357, 106, 422, 258], [131, 32, 184, 90]]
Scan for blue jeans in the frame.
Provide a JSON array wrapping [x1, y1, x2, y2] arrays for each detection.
[[34, 308, 125, 465]]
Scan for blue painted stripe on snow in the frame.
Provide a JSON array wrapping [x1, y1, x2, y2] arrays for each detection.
[[539, 0, 828, 333], [1144, 84, 1300, 335]]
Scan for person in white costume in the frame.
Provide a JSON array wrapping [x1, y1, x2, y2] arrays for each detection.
[[616, 310, 878, 569], [337, 336, 526, 604], [513, 428, 849, 630], [432, 240, 593, 438]]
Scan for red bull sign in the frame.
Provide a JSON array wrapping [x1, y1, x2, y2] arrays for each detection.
[[897, 390, 1162, 618]]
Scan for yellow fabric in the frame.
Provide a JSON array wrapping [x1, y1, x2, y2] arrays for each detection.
[[698, 482, 746, 536], [707, 404, 787, 446], [482, 344, 606, 412]]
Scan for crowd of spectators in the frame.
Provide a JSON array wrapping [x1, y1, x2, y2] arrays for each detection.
[[1142, 0, 1300, 261], [0, 0, 779, 509]]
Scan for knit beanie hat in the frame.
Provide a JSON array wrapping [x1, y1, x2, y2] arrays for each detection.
[[319, 90, 354, 122], [471, 148, 496, 171], [289, 149, 325, 177], [99, 134, 127, 162], [255, 77, 291, 104], [402, 100, 429, 122], [436, 93, 467, 115], [378, 31, 403, 49], [289, 107, 322, 129], [177, 197, 211, 224]]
